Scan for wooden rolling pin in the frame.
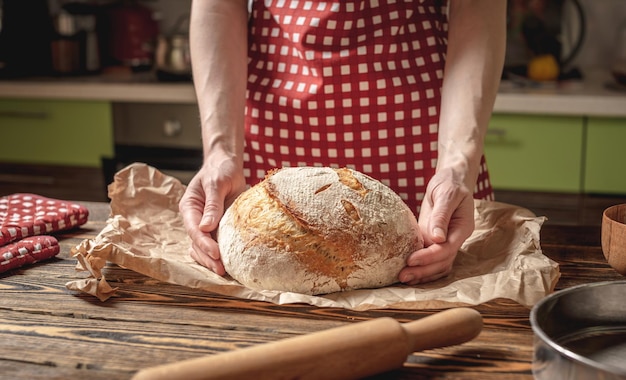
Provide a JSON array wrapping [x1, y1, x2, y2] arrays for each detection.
[[132, 307, 482, 380]]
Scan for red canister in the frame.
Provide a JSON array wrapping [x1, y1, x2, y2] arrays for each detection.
[[108, 1, 159, 70]]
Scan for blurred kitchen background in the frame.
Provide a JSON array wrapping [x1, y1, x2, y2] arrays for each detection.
[[0, 0, 625, 226], [0, 0, 192, 79]]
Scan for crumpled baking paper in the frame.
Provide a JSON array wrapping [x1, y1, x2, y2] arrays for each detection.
[[66, 163, 560, 310]]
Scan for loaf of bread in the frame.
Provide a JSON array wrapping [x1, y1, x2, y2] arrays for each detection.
[[217, 167, 423, 295]]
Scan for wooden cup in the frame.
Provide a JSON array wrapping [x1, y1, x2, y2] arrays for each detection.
[[602, 204, 626, 275]]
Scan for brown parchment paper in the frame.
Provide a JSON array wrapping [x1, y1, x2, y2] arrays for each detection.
[[66, 163, 560, 310]]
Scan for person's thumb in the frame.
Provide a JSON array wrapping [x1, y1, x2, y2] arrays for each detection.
[[199, 197, 224, 233], [428, 199, 452, 244]]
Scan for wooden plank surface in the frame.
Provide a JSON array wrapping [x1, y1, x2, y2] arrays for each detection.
[[1, 202, 623, 379]]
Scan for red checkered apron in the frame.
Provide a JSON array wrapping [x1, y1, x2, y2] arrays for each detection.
[[244, 0, 493, 214]]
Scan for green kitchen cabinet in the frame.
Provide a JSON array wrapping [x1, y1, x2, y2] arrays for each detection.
[[584, 117, 626, 194], [0, 99, 113, 167], [484, 114, 584, 193]]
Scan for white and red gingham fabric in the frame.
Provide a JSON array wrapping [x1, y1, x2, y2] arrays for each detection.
[[0, 235, 60, 274], [0, 193, 89, 246], [0, 193, 89, 273], [243, 0, 493, 214]]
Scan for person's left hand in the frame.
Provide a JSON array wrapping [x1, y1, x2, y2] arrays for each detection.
[[398, 170, 475, 285]]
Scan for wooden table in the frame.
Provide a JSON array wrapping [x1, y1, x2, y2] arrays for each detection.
[[1, 201, 623, 379]]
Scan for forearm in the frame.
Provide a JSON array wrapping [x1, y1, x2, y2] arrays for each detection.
[[436, 0, 506, 189], [190, 0, 248, 165]]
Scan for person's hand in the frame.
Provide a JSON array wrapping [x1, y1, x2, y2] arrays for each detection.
[[179, 157, 246, 275], [399, 169, 475, 285]]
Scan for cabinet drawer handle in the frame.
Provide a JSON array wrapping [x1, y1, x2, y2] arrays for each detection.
[[163, 119, 183, 137], [486, 128, 507, 137], [0, 110, 49, 119]]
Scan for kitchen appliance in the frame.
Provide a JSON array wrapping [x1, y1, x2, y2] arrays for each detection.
[[51, 2, 102, 75], [0, 0, 53, 77], [106, 0, 158, 71], [50, 10, 81, 75], [531, 281, 626, 380], [155, 13, 191, 81], [132, 308, 482, 380]]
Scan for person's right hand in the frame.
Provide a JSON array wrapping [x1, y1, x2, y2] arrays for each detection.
[[179, 157, 246, 275]]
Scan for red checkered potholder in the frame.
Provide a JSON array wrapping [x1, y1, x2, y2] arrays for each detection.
[[0, 235, 60, 273], [0, 193, 89, 246]]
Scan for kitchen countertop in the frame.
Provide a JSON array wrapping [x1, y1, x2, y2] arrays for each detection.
[[0, 72, 197, 105], [1, 70, 626, 117], [0, 200, 623, 379]]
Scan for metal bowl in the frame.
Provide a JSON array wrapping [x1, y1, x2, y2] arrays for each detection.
[[530, 280, 626, 380]]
